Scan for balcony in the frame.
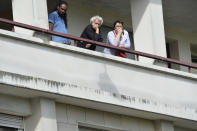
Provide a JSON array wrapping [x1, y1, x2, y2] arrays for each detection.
[[0, 0, 197, 130], [0, 23, 197, 129]]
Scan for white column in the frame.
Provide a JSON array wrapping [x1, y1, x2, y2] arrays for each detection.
[[32, 0, 49, 29], [12, 0, 49, 36], [12, 0, 34, 35], [25, 98, 57, 131], [131, 0, 167, 63], [178, 39, 192, 72], [155, 120, 174, 131]]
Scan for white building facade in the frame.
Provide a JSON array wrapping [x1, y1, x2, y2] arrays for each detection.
[[0, 0, 197, 131]]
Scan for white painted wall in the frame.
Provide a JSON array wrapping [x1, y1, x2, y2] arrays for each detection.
[[0, 29, 197, 122], [10, 0, 197, 72], [0, 94, 196, 131], [56, 103, 197, 131], [0, 94, 31, 116], [56, 103, 154, 131], [131, 0, 167, 63], [0, 1, 196, 131], [178, 39, 192, 72], [175, 127, 196, 131], [25, 98, 57, 131], [155, 120, 174, 131], [12, 0, 49, 36]]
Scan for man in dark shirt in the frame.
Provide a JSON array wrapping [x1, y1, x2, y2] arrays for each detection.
[[77, 16, 103, 51]]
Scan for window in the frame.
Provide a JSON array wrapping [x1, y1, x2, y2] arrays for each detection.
[[78, 122, 128, 131], [0, 126, 18, 131], [190, 44, 197, 64], [190, 44, 197, 74], [191, 55, 197, 63], [0, 114, 24, 131], [79, 126, 108, 131]]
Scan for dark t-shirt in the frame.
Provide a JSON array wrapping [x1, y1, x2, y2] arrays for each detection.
[[78, 24, 103, 51]]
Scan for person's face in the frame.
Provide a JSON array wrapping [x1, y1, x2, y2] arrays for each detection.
[[57, 4, 67, 16], [114, 23, 123, 31], [92, 19, 101, 29]]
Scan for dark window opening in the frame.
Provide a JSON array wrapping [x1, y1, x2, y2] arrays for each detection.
[[191, 55, 197, 63], [166, 43, 171, 68], [0, 0, 13, 31], [79, 126, 108, 131], [191, 44, 197, 64], [0, 126, 18, 131]]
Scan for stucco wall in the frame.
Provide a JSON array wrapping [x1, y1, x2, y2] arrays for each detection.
[[0, 29, 197, 122], [0, 94, 31, 116], [175, 127, 196, 131], [48, 0, 197, 73], [56, 103, 154, 131]]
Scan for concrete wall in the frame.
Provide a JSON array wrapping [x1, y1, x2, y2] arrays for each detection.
[[175, 127, 196, 131], [8, 0, 197, 73], [54, 0, 196, 72], [0, 94, 196, 131], [56, 103, 197, 131], [131, 0, 167, 63], [56, 102, 154, 131], [0, 94, 31, 116], [0, 0, 195, 72], [25, 98, 57, 131], [0, 29, 197, 122], [0, 1, 197, 131]]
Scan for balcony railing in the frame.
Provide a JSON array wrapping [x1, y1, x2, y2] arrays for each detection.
[[0, 18, 197, 73]]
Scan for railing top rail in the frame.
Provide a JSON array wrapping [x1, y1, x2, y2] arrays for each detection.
[[0, 18, 197, 69]]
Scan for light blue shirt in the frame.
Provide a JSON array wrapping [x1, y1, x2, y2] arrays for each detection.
[[104, 30, 131, 55], [48, 11, 68, 44]]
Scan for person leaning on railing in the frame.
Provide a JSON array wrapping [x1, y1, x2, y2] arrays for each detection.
[[77, 16, 103, 51], [48, 1, 71, 45], [104, 20, 131, 58]]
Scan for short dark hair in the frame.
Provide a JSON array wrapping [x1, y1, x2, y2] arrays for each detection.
[[55, 1, 69, 27], [57, 1, 68, 8], [113, 20, 124, 29]]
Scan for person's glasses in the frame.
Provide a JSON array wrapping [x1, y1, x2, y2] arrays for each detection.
[[115, 25, 122, 28]]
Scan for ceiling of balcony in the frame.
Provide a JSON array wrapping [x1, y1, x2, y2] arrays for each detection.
[[77, 0, 197, 33], [1, 0, 197, 32], [163, 0, 197, 32]]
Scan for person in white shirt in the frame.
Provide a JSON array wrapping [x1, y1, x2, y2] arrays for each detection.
[[104, 20, 131, 58]]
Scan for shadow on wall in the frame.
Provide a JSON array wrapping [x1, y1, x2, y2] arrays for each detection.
[[98, 63, 121, 101]]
